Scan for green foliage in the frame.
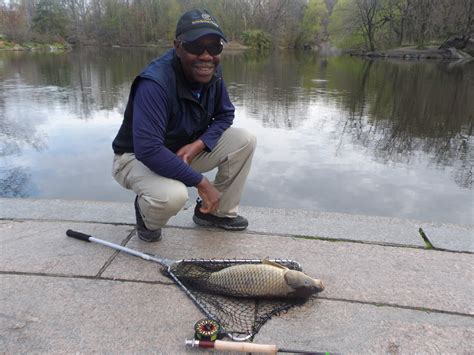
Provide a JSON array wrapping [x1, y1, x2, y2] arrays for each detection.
[[0, 38, 16, 49], [162, 0, 181, 41], [0, 2, 30, 43], [32, 0, 67, 39], [301, 0, 326, 43], [241, 30, 272, 50], [329, 0, 364, 49], [0, 0, 471, 50], [419, 228, 435, 249]]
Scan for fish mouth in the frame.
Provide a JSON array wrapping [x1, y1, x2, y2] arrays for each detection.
[[291, 279, 325, 298], [314, 280, 325, 292]]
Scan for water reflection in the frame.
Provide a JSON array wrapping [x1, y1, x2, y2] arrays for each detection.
[[0, 48, 472, 224], [336, 59, 473, 189], [224, 52, 473, 190], [0, 166, 33, 197]]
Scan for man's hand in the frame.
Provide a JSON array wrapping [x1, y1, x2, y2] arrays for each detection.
[[197, 177, 221, 214], [176, 139, 205, 164]]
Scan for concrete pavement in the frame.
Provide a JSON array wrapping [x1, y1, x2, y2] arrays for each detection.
[[1, 198, 473, 354]]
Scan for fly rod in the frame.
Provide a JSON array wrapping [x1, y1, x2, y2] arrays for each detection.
[[185, 339, 332, 354]]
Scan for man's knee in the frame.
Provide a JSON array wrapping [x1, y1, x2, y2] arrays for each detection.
[[166, 184, 189, 214], [141, 182, 188, 217], [244, 130, 257, 152], [232, 128, 257, 154]]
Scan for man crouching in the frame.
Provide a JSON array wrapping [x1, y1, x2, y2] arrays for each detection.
[[111, 9, 256, 242]]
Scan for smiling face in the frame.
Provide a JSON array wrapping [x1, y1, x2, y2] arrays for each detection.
[[174, 34, 222, 84]]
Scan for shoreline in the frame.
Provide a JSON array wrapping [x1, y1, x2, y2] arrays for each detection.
[[347, 46, 472, 60], [0, 39, 248, 51], [2, 197, 472, 252], [2, 40, 472, 61]]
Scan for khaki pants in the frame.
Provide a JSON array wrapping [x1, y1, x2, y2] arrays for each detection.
[[112, 127, 257, 230]]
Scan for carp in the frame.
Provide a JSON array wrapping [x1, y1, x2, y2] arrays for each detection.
[[181, 259, 325, 299]]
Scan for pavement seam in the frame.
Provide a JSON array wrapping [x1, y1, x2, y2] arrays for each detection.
[[268, 233, 473, 255], [317, 296, 474, 319], [0, 270, 174, 286], [2, 218, 472, 255], [1, 271, 473, 319], [95, 230, 134, 278], [303, 237, 473, 254], [0, 218, 131, 227]]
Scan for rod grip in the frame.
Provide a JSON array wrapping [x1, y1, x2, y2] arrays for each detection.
[[214, 340, 278, 354], [66, 229, 92, 242]]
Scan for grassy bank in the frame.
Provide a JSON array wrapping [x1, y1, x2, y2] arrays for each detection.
[[0, 38, 70, 51]]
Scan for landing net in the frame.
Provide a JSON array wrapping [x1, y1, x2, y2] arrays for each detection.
[[164, 258, 309, 340]]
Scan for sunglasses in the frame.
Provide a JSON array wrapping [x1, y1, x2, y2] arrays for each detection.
[[179, 40, 223, 56]]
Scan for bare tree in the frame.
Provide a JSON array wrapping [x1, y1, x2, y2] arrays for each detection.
[[354, 0, 390, 51]]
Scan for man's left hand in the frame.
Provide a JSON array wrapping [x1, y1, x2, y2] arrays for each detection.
[[176, 139, 205, 164]]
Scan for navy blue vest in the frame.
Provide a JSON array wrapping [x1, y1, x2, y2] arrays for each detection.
[[112, 49, 222, 154]]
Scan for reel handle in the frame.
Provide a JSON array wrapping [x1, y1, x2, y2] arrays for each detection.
[[214, 340, 277, 353], [186, 339, 277, 354]]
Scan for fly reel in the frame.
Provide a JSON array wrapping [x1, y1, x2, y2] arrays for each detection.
[[194, 318, 222, 341]]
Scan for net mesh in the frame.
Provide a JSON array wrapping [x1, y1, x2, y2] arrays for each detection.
[[164, 259, 308, 339]]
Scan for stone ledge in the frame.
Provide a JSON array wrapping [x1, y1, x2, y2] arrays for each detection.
[[1, 197, 472, 251]]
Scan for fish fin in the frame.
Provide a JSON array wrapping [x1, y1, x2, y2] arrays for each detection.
[[262, 258, 289, 270]]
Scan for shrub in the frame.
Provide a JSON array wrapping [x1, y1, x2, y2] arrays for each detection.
[[241, 30, 271, 50]]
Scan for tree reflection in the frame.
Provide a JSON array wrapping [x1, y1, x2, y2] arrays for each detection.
[[225, 51, 472, 190], [0, 47, 167, 120], [223, 50, 312, 129], [0, 76, 46, 197], [0, 166, 32, 197], [0, 48, 472, 196], [334, 59, 473, 189]]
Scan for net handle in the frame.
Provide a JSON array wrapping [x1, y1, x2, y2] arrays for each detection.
[[65, 229, 172, 266], [66, 230, 300, 342]]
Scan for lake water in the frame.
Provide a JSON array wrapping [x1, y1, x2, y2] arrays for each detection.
[[0, 47, 472, 224]]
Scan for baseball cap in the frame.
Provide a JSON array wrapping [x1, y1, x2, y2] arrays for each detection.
[[175, 9, 227, 43]]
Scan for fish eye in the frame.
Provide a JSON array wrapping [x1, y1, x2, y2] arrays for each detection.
[[304, 280, 310, 285]]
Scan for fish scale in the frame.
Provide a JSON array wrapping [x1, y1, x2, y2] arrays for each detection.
[[169, 259, 324, 299], [206, 264, 304, 298]]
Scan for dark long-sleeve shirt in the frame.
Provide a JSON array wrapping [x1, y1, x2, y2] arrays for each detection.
[[132, 78, 235, 187]]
